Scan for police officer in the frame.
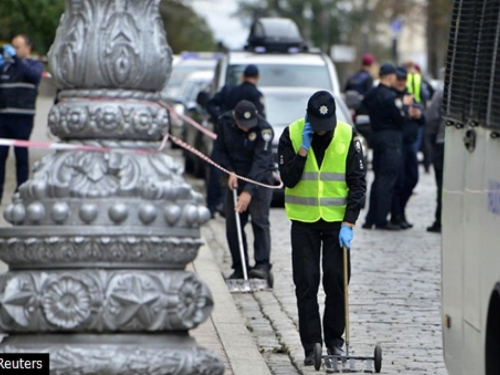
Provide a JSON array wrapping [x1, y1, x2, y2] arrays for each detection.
[[390, 66, 425, 229], [362, 63, 413, 230], [0, 35, 43, 203], [278, 91, 366, 365], [205, 82, 237, 218], [344, 53, 375, 96], [214, 100, 274, 280], [224, 64, 265, 116]]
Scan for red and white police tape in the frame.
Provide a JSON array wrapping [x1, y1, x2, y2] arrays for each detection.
[[0, 99, 283, 190]]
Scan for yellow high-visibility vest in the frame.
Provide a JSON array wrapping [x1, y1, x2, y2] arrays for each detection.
[[407, 73, 422, 103], [285, 118, 352, 223]]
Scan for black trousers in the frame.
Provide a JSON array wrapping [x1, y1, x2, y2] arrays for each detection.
[[206, 147, 225, 214], [391, 142, 419, 219], [432, 143, 444, 226], [365, 131, 403, 226], [0, 114, 35, 203], [225, 186, 272, 271], [291, 220, 350, 356]]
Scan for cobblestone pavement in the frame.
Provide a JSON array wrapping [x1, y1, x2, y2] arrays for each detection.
[[202, 168, 449, 375]]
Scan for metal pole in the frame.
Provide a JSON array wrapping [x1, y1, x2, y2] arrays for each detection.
[[343, 245, 350, 357], [233, 188, 248, 281]]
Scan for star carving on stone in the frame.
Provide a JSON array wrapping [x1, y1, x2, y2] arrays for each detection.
[[110, 276, 160, 327], [1, 289, 35, 327]]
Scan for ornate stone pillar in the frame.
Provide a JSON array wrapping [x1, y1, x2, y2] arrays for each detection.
[[0, 1, 225, 374]]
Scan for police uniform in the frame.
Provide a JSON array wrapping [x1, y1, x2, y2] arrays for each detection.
[[214, 100, 274, 279], [0, 50, 43, 203], [390, 67, 426, 228], [278, 91, 366, 363], [224, 64, 265, 117], [362, 63, 407, 230]]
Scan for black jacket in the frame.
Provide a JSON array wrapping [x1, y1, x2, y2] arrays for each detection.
[[393, 88, 426, 144], [277, 125, 367, 224], [362, 83, 407, 132], [214, 112, 274, 196], [224, 81, 265, 116]]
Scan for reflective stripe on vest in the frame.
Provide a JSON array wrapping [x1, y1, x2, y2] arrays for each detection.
[[407, 73, 422, 103], [285, 119, 352, 223]]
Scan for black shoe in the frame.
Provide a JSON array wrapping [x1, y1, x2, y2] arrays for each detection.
[[327, 346, 344, 356], [304, 352, 314, 366], [362, 222, 373, 230], [427, 223, 442, 233], [375, 223, 401, 231], [391, 216, 413, 229], [249, 264, 270, 280]]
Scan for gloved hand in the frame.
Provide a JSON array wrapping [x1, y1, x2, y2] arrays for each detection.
[[339, 224, 353, 249], [301, 116, 314, 151], [0, 55, 4, 67], [2, 44, 16, 58]]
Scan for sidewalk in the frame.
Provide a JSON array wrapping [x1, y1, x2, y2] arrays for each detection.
[[0, 93, 270, 375]]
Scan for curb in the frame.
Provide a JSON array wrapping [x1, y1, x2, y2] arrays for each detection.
[[193, 242, 273, 375]]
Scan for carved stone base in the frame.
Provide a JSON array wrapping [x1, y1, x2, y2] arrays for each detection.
[[0, 334, 224, 375]]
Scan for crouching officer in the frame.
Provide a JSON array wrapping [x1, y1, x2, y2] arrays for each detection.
[[214, 100, 275, 280], [278, 91, 366, 365]]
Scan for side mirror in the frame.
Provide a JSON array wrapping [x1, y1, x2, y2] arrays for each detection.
[[196, 91, 210, 108]]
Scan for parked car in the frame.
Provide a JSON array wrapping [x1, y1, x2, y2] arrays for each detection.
[[162, 52, 219, 100], [168, 70, 214, 142]]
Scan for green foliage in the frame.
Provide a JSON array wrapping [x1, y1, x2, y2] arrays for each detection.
[[0, 0, 65, 55], [159, 0, 217, 53]]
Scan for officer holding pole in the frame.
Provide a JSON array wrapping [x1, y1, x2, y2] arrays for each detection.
[[277, 91, 366, 365]]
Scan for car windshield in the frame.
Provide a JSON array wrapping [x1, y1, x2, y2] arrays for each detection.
[[169, 61, 216, 88], [265, 91, 350, 129], [226, 64, 333, 90]]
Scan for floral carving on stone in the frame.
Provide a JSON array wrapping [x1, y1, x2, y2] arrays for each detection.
[[41, 276, 96, 329], [0, 274, 37, 327]]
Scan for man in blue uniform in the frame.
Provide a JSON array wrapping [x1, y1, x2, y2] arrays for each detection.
[[224, 64, 265, 116], [0, 35, 43, 203], [362, 63, 413, 230], [390, 67, 425, 229], [214, 100, 274, 280], [344, 53, 375, 96]]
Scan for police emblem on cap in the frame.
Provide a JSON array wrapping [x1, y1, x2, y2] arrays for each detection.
[[248, 132, 257, 141], [261, 129, 272, 142], [244, 111, 252, 119], [319, 105, 329, 115]]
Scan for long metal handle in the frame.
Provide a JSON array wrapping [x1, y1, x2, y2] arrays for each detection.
[[233, 189, 248, 281], [343, 245, 350, 356]]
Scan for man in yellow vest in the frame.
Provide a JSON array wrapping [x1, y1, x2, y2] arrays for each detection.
[[277, 91, 367, 365]]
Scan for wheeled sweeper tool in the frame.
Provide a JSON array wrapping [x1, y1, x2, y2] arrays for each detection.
[[225, 189, 273, 293], [313, 245, 382, 373]]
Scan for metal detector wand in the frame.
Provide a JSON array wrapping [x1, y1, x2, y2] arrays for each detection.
[[233, 189, 249, 281], [343, 245, 350, 357]]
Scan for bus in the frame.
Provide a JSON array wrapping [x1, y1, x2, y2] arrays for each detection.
[[441, 1, 500, 374]]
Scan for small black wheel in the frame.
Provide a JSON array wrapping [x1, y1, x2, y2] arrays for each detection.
[[374, 344, 382, 373], [314, 343, 322, 371], [267, 271, 274, 289]]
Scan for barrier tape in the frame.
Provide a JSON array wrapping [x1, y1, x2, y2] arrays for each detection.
[[159, 100, 217, 140], [0, 98, 283, 190]]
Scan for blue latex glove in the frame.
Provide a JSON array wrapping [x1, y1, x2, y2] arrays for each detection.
[[339, 224, 353, 249], [0, 55, 4, 67], [301, 116, 314, 151], [2, 44, 16, 58]]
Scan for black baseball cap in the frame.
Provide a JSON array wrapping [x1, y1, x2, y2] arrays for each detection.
[[244, 64, 259, 78], [379, 63, 396, 76], [306, 91, 337, 132], [396, 66, 408, 79], [233, 100, 259, 128]]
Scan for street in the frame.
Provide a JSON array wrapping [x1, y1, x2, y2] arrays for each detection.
[[0, 94, 447, 374], [202, 167, 447, 375]]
